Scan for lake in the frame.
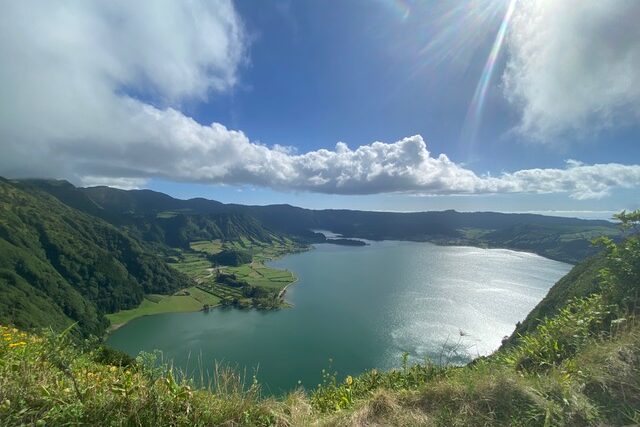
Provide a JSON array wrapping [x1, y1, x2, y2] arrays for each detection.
[[107, 241, 572, 394]]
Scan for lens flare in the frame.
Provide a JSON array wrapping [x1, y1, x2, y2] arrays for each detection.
[[394, 0, 412, 20], [461, 0, 517, 160]]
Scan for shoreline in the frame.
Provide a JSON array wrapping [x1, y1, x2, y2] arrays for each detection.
[[106, 245, 309, 336], [277, 274, 299, 301], [105, 301, 224, 337], [329, 236, 577, 266], [105, 239, 572, 338]]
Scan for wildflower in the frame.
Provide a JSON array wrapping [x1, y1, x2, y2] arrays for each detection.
[[8, 341, 26, 348], [345, 375, 353, 386]]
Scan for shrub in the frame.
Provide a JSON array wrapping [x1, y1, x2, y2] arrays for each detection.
[[502, 294, 611, 372]]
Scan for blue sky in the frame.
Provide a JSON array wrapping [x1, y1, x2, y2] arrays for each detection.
[[1, 1, 639, 217]]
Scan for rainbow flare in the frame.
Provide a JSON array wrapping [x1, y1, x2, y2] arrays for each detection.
[[462, 0, 517, 159]]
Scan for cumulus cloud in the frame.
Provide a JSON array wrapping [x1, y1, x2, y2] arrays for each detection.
[[0, 1, 638, 199], [0, 0, 246, 179], [504, 0, 640, 139]]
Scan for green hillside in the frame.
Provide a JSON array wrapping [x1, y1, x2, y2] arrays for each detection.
[[7, 179, 305, 330], [504, 252, 607, 343], [81, 184, 621, 263], [1, 211, 638, 425], [0, 179, 189, 337], [26, 179, 620, 263], [26, 179, 288, 250]]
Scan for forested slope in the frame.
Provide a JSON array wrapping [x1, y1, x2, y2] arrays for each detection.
[[28, 179, 287, 249], [0, 179, 189, 336]]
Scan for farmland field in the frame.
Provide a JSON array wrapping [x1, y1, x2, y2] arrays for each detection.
[[107, 237, 305, 329], [106, 287, 220, 328]]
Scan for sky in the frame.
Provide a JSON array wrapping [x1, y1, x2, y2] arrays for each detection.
[[0, 0, 639, 217]]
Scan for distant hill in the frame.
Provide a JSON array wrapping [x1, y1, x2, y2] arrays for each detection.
[[34, 181, 617, 264], [0, 178, 189, 336], [26, 180, 286, 249], [241, 207, 618, 262]]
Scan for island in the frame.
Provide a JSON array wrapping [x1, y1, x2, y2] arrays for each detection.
[[325, 238, 367, 246]]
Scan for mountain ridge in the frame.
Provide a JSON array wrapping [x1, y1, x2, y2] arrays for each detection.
[[69, 182, 620, 263]]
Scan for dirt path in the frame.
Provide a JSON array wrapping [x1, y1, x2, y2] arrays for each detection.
[[195, 268, 216, 284]]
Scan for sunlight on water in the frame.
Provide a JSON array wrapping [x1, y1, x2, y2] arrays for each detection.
[[108, 241, 571, 393]]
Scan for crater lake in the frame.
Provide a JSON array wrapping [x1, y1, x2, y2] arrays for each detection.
[[107, 241, 572, 394]]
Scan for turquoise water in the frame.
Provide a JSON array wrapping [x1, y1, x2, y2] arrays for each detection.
[[107, 241, 571, 394]]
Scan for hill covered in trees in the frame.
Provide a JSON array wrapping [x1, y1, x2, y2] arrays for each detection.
[[35, 179, 620, 263], [23, 179, 286, 249], [0, 178, 191, 337]]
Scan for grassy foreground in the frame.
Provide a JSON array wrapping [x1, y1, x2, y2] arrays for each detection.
[[1, 316, 638, 425]]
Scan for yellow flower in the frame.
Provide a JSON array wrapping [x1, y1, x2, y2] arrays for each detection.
[[8, 342, 26, 348], [345, 375, 353, 386]]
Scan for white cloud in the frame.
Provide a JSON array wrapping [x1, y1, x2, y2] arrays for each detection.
[[0, 1, 638, 200], [79, 176, 148, 190], [494, 160, 640, 200], [504, 0, 640, 140]]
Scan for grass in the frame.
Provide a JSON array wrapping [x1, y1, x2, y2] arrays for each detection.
[[107, 238, 303, 329], [221, 262, 295, 291], [106, 287, 220, 327], [196, 283, 244, 300], [179, 238, 300, 294], [156, 211, 179, 219], [189, 240, 224, 255], [1, 317, 638, 426], [168, 251, 212, 277], [0, 325, 296, 426]]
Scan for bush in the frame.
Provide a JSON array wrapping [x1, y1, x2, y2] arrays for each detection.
[[209, 249, 252, 267], [501, 294, 611, 372]]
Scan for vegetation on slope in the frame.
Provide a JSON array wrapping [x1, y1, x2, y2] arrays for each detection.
[[105, 288, 222, 329], [0, 179, 189, 337], [26, 179, 291, 250], [506, 210, 639, 343], [172, 238, 300, 310], [1, 212, 638, 426], [1, 178, 306, 333], [106, 236, 302, 326], [33, 180, 619, 264]]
